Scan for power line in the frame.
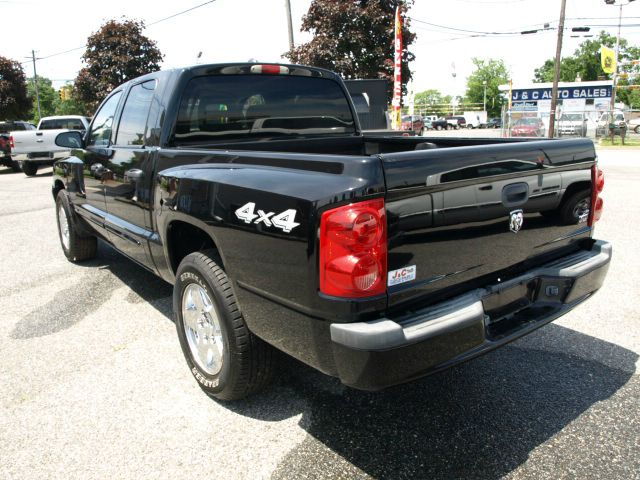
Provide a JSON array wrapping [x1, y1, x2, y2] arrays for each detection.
[[20, 0, 218, 68], [147, 0, 217, 26], [410, 17, 521, 35]]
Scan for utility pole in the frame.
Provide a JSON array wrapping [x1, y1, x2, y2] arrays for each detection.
[[548, 0, 567, 138], [284, 0, 294, 51], [607, 0, 636, 117], [483, 80, 487, 113], [30, 50, 42, 121]]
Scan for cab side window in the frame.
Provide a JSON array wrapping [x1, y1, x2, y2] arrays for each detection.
[[87, 91, 123, 148], [115, 80, 156, 146]]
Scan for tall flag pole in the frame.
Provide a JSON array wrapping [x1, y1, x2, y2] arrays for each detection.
[[392, 6, 403, 130]]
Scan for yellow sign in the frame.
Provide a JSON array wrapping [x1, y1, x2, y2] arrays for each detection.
[[601, 46, 616, 74]]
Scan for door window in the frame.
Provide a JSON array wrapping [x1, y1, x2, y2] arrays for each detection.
[[87, 91, 122, 147], [115, 80, 156, 146]]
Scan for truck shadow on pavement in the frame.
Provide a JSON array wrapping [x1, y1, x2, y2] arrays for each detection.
[[27, 243, 635, 478], [10, 242, 173, 339], [229, 326, 638, 479]]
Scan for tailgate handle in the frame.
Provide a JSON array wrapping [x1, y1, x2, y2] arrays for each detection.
[[502, 183, 529, 208]]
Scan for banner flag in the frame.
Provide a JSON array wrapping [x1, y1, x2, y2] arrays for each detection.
[[601, 46, 616, 75], [391, 6, 403, 130]]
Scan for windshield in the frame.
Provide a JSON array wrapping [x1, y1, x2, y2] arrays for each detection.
[[174, 74, 356, 144], [560, 114, 582, 121], [515, 118, 540, 126]]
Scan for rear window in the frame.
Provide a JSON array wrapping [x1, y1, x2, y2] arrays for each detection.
[[0, 122, 33, 133], [40, 118, 86, 130], [174, 74, 356, 143]]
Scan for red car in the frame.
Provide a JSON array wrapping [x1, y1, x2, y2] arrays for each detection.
[[401, 115, 425, 135], [511, 117, 545, 137]]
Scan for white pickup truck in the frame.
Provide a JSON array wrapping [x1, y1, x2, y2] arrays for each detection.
[[10, 115, 90, 176]]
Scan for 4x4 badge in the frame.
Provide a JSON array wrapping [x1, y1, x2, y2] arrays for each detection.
[[509, 209, 524, 233]]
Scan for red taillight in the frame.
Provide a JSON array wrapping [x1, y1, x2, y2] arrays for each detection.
[[319, 198, 387, 298], [588, 165, 604, 227], [9, 136, 14, 149]]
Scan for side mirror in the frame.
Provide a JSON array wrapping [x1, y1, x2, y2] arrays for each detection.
[[55, 131, 84, 149]]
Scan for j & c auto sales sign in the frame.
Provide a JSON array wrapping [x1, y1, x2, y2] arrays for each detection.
[[512, 85, 612, 102]]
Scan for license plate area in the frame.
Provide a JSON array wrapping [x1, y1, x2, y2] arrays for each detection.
[[482, 276, 574, 340]]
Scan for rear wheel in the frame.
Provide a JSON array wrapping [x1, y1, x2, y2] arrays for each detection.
[[635, 125, 640, 134], [22, 162, 38, 176], [174, 251, 276, 401], [55, 190, 97, 261], [10, 160, 21, 172], [560, 189, 591, 225]]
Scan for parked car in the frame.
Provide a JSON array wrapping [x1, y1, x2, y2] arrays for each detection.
[[431, 117, 449, 130], [52, 62, 610, 400], [401, 115, 425, 135], [0, 121, 35, 172], [10, 115, 90, 176], [557, 113, 588, 137], [445, 116, 466, 129], [596, 111, 626, 137], [511, 117, 545, 137], [486, 117, 502, 129]]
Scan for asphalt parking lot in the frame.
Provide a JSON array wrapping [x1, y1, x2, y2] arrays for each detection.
[[0, 147, 638, 480]]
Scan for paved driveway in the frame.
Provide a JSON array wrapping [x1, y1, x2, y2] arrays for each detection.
[[0, 148, 637, 479]]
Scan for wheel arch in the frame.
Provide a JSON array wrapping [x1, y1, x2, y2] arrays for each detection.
[[165, 218, 225, 275], [560, 180, 591, 207], [52, 179, 65, 200]]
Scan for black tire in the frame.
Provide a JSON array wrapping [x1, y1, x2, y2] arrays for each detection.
[[559, 189, 591, 225], [22, 162, 38, 176], [174, 251, 275, 401], [635, 125, 640, 134], [10, 160, 21, 172], [55, 190, 97, 262]]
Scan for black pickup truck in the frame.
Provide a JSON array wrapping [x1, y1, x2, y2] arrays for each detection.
[[52, 63, 611, 400]]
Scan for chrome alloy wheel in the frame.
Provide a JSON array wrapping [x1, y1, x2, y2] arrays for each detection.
[[573, 198, 590, 221], [182, 283, 224, 375], [58, 204, 70, 250]]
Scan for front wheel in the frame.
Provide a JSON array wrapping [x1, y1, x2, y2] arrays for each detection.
[[174, 251, 276, 401], [635, 125, 640, 134], [22, 162, 38, 176], [55, 190, 97, 261]]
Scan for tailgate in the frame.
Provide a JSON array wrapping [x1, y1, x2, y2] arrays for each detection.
[[381, 138, 595, 310], [10, 130, 68, 155]]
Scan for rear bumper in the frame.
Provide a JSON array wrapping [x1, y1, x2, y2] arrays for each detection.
[[330, 240, 612, 390], [12, 151, 68, 165]]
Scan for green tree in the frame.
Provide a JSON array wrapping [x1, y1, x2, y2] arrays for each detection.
[[54, 85, 90, 117], [75, 18, 163, 113], [533, 32, 621, 83], [0, 56, 31, 119], [464, 58, 509, 117], [533, 32, 640, 107], [286, 0, 416, 102], [413, 89, 452, 115], [26, 76, 58, 122], [415, 89, 444, 105]]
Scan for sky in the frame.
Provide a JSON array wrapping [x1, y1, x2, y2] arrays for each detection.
[[2, 0, 640, 96]]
